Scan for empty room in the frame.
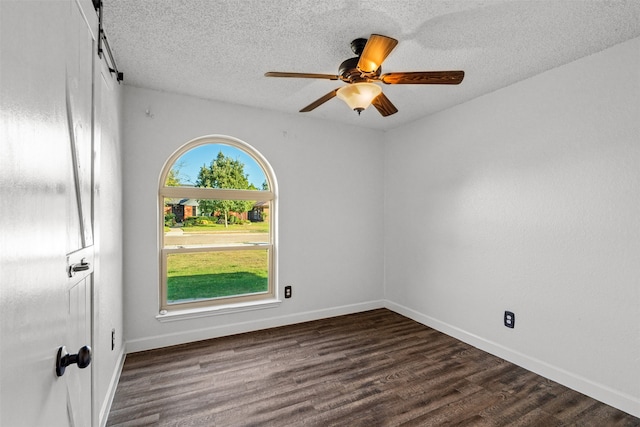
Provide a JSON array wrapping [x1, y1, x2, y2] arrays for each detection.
[[1, 0, 639, 426]]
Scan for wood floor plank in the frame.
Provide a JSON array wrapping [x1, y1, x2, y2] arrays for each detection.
[[107, 309, 639, 426]]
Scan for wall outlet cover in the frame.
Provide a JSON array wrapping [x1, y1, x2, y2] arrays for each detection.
[[504, 311, 515, 328]]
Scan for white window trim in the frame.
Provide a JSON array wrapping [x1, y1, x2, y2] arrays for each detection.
[[155, 298, 282, 322], [158, 135, 278, 318]]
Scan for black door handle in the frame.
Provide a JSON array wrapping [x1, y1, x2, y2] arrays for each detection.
[[68, 258, 90, 277], [55, 345, 91, 377]]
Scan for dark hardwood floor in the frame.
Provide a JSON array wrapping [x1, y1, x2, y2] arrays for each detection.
[[107, 309, 639, 426]]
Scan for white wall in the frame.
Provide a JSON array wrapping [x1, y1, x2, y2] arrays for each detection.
[[384, 37, 640, 416], [122, 87, 385, 351]]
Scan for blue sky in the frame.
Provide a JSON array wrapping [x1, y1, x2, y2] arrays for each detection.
[[172, 143, 266, 188]]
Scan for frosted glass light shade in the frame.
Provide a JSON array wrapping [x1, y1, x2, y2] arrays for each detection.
[[336, 83, 382, 113]]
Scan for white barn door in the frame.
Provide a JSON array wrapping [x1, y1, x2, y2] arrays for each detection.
[[0, 0, 97, 425]]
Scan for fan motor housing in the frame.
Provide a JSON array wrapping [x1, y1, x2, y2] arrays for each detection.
[[339, 57, 361, 81], [339, 57, 380, 83]]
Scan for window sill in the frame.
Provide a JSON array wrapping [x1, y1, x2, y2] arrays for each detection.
[[156, 298, 282, 322]]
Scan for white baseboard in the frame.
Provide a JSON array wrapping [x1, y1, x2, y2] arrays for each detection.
[[125, 300, 385, 353], [99, 345, 127, 427], [384, 300, 640, 419]]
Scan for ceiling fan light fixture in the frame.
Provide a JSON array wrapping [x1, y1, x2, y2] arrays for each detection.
[[265, 34, 463, 117], [336, 83, 382, 115]]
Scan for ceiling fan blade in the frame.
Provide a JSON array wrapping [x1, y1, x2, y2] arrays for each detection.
[[265, 72, 340, 80], [371, 92, 398, 117], [357, 34, 398, 73], [300, 89, 339, 112], [380, 71, 464, 85]]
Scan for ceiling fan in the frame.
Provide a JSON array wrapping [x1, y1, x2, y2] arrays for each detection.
[[265, 34, 464, 117]]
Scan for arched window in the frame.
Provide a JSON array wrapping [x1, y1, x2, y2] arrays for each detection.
[[158, 135, 277, 313]]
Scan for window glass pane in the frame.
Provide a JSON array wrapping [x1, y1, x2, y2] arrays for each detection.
[[166, 249, 269, 304], [165, 143, 269, 190], [164, 198, 270, 248]]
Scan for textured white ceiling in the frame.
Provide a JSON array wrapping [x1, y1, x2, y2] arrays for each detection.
[[103, 0, 640, 131]]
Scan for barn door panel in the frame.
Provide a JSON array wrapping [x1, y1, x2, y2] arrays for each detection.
[[62, 0, 97, 425], [65, 0, 96, 253]]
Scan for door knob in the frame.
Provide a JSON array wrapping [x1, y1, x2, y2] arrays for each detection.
[[55, 345, 91, 377]]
